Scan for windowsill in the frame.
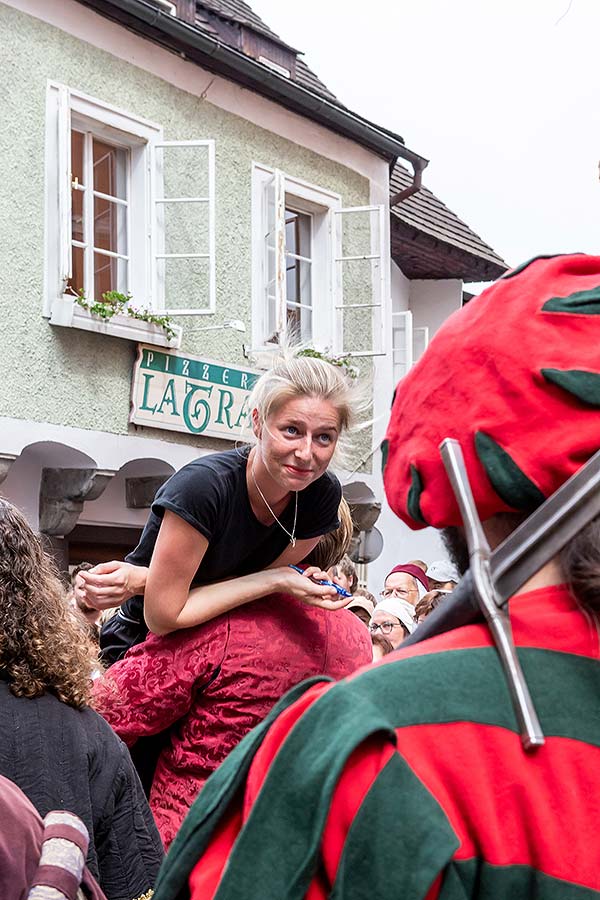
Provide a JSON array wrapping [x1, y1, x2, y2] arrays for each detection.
[[49, 295, 182, 349]]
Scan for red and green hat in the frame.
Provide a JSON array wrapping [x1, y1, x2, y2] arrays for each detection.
[[383, 253, 600, 529]]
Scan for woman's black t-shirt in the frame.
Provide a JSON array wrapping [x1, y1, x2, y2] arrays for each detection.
[[101, 448, 341, 659]]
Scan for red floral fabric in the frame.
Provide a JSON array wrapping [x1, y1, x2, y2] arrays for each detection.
[[93, 595, 371, 848]]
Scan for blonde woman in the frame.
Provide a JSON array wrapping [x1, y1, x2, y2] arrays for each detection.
[[92, 500, 371, 849], [76, 352, 367, 664]]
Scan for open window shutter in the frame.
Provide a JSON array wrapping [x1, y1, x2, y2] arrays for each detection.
[[151, 139, 215, 315], [262, 169, 286, 341], [333, 204, 386, 356], [57, 84, 72, 289], [392, 310, 413, 385], [413, 325, 429, 363]]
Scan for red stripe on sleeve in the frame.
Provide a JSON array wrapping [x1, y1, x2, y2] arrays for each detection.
[[395, 723, 600, 890], [425, 873, 443, 900], [189, 805, 243, 900]]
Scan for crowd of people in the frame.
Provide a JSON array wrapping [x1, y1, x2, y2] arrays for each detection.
[[0, 481, 454, 896], [2, 253, 600, 898]]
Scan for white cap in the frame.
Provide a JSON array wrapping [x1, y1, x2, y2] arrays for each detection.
[[426, 560, 460, 584], [371, 598, 416, 634]]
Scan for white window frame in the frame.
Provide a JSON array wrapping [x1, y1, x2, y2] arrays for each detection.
[[392, 309, 413, 384], [44, 83, 216, 348], [251, 163, 341, 353], [150, 139, 216, 316], [284, 205, 314, 343], [70, 126, 131, 303], [333, 204, 387, 357], [413, 325, 430, 362], [45, 83, 161, 327]]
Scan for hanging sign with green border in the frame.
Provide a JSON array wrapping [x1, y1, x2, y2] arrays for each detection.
[[130, 344, 260, 439]]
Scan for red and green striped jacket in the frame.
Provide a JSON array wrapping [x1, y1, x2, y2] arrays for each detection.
[[154, 584, 600, 900]]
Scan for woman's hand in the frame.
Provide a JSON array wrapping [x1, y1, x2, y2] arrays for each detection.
[[274, 566, 349, 610], [74, 561, 148, 610]]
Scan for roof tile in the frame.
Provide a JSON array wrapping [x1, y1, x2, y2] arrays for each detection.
[[390, 162, 507, 270], [195, 0, 337, 99], [193, 1, 504, 275]]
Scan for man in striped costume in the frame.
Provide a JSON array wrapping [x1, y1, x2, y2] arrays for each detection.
[[154, 253, 600, 900]]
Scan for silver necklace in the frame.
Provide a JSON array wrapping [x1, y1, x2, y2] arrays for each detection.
[[251, 466, 298, 548]]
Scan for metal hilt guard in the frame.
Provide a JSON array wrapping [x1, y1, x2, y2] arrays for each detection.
[[440, 439, 545, 751]]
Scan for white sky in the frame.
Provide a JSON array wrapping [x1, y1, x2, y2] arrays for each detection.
[[252, 0, 600, 279]]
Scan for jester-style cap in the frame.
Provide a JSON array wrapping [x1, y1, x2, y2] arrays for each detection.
[[383, 253, 600, 529]]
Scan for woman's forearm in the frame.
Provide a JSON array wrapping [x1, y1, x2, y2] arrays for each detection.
[[145, 568, 285, 635]]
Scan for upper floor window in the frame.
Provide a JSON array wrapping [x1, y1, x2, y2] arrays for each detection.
[[69, 129, 130, 299], [252, 164, 386, 357], [44, 83, 215, 347], [391, 311, 430, 384], [284, 207, 313, 341]]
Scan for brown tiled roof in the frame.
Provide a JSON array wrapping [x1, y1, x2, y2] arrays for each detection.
[[196, 0, 286, 43], [294, 58, 338, 101], [390, 162, 508, 281], [195, 0, 337, 99], [80, 0, 503, 282]]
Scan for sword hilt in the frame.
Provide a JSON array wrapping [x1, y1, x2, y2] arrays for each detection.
[[440, 439, 545, 751]]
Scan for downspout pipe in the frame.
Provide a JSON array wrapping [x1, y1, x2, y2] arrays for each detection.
[[82, 0, 429, 171], [389, 155, 429, 206]]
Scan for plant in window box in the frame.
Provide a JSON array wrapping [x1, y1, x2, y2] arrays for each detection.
[[72, 289, 177, 342], [296, 347, 360, 379]]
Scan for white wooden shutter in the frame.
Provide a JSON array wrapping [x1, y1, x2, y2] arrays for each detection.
[[57, 84, 72, 288], [333, 204, 386, 356], [413, 325, 429, 362], [392, 310, 413, 384], [262, 168, 286, 341], [151, 139, 215, 315]]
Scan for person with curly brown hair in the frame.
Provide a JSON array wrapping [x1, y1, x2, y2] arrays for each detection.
[[0, 499, 163, 900]]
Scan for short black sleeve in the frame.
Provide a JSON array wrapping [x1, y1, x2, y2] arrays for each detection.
[[294, 471, 342, 540], [151, 458, 224, 542], [128, 450, 341, 582], [107, 454, 343, 662]]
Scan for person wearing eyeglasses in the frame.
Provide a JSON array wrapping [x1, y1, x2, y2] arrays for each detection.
[[368, 596, 416, 652], [379, 562, 429, 607]]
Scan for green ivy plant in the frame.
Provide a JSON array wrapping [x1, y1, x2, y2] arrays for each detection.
[[297, 346, 359, 378], [72, 289, 176, 341]]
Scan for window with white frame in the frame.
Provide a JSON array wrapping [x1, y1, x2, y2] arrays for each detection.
[[68, 128, 130, 299], [285, 207, 313, 341], [391, 312, 430, 385], [252, 164, 386, 356], [333, 204, 387, 358], [413, 325, 430, 362], [44, 83, 215, 346], [392, 309, 413, 385]]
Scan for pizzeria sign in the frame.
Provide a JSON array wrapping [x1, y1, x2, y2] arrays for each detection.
[[130, 345, 260, 439]]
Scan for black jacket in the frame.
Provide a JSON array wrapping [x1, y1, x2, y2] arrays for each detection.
[[0, 679, 164, 900]]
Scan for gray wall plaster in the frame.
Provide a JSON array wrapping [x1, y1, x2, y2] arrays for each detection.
[[0, 3, 371, 455]]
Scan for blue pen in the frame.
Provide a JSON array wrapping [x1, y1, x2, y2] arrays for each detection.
[[288, 564, 352, 598]]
